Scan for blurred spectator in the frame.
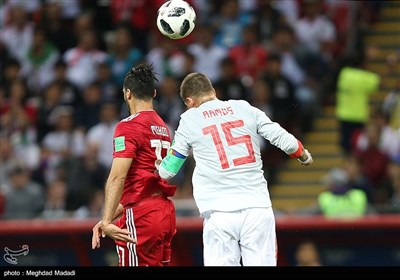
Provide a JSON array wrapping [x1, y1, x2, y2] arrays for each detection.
[[0, 193, 4, 217], [355, 110, 400, 161], [73, 189, 104, 219], [254, 0, 287, 49], [357, 1, 383, 33], [51, 60, 82, 108], [40, 1, 75, 55], [70, 11, 103, 49], [318, 168, 370, 218], [214, 57, 248, 101], [0, 4, 34, 64], [342, 154, 373, 203], [375, 156, 400, 211], [40, 106, 86, 184], [187, 23, 228, 83], [1, 79, 37, 137], [175, 50, 196, 83], [20, 25, 60, 96], [335, 52, 381, 155], [155, 76, 185, 133], [1, 58, 22, 94], [294, 0, 337, 62], [375, 156, 400, 214], [192, 0, 214, 24], [249, 78, 272, 117], [46, 0, 81, 23], [146, 37, 186, 83], [36, 82, 63, 143], [75, 82, 103, 131], [110, 0, 166, 54], [96, 63, 119, 104], [324, 0, 353, 58], [0, 1, 10, 28], [295, 167, 375, 218], [228, 24, 268, 87], [60, 153, 107, 211], [272, 0, 299, 28], [0, 81, 40, 173], [0, 134, 15, 188], [269, 25, 318, 131], [294, 240, 322, 266], [210, 0, 254, 49], [292, 0, 337, 102], [7, 0, 41, 18], [1, 164, 44, 219], [238, 0, 258, 13], [354, 121, 389, 194], [261, 53, 298, 133], [63, 29, 108, 90], [41, 178, 69, 219], [8, 119, 40, 173], [86, 101, 119, 171], [80, 0, 114, 35], [106, 24, 144, 89], [382, 72, 400, 130]]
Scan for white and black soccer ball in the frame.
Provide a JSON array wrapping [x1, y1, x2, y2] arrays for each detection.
[[156, 0, 196, 40]]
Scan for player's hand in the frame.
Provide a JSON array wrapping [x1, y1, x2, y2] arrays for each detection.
[[298, 149, 313, 166], [101, 222, 136, 244], [91, 220, 105, 249]]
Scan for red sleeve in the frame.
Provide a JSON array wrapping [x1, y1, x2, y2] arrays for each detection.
[[289, 139, 303, 158], [112, 122, 137, 158]]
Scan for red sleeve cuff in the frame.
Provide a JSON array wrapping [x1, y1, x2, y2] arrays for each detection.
[[289, 140, 303, 158]]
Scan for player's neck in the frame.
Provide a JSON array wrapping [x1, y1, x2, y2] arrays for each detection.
[[128, 100, 154, 115], [197, 95, 217, 107]]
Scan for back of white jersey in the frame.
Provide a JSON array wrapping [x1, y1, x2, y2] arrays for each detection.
[[171, 99, 299, 214]]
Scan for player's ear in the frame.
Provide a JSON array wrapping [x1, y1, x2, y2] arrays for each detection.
[[184, 97, 194, 108], [153, 89, 157, 98], [125, 89, 131, 100]]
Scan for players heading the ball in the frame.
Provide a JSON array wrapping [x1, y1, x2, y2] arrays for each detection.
[[158, 72, 313, 266], [91, 64, 177, 266]]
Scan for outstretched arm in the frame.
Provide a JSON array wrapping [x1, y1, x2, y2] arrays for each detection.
[[252, 105, 313, 166]]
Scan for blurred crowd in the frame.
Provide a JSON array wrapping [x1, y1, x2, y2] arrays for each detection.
[[0, 0, 398, 220]]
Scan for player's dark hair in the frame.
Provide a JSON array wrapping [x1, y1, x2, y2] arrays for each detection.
[[180, 72, 213, 100], [123, 64, 159, 100]]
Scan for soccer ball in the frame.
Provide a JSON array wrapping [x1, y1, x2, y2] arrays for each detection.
[[156, 0, 196, 40]]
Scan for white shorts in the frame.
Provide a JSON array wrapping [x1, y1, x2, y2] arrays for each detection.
[[202, 207, 277, 266]]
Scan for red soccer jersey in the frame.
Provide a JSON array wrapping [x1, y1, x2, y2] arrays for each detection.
[[113, 110, 176, 207]]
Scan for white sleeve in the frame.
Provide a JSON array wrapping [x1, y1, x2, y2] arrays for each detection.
[[251, 105, 300, 155], [169, 115, 192, 157], [158, 167, 176, 180]]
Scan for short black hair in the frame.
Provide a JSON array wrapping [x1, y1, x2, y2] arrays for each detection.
[[123, 63, 159, 100]]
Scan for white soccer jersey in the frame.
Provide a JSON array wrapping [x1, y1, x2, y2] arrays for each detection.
[[171, 99, 300, 214]]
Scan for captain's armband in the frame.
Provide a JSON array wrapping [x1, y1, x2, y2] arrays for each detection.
[[159, 149, 187, 179]]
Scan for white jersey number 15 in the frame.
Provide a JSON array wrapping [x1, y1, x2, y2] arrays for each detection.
[[202, 120, 256, 169]]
